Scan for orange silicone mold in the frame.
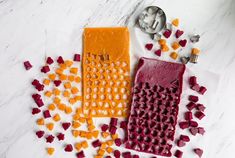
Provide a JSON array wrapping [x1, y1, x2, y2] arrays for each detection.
[[82, 27, 131, 117]]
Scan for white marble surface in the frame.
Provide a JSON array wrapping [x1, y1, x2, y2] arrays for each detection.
[[0, 0, 235, 158]]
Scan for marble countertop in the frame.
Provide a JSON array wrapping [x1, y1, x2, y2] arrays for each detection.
[[0, 0, 235, 157]]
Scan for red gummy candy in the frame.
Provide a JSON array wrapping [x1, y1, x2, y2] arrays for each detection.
[[122, 151, 131, 158], [32, 108, 41, 115], [145, 43, 153, 51], [32, 94, 44, 107], [195, 111, 205, 120], [120, 121, 127, 129], [41, 66, 50, 73], [106, 156, 112, 158], [190, 127, 198, 136], [179, 39, 187, 47], [175, 30, 184, 38], [62, 122, 71, 130], [74, 54, 81, 62], [189, 76, 197, 85], [24, 61, 33, 70], [92, 139, 101, 148], [36, 130, 44, 138], [32, 79, 39, 86], [194, 148, 203, 158], [114, 138, 122, 146], [177, 139, 186, 147], [154, 49, 161, 57], [199, 86, 207, 95], [64, 144, 73, 152], [198, 127, 205, 135], [114, 150, 121, 158], [54, 80, 62, 87], [180, 135, 190, 142], [109, 126, 117, 135], [46, 57, 54, 65], [46, 135, 54, 143], [179, 121, 189, 129], [57, 56, 64, 64], [101, 124, 109, 132], [32, 93, 41, 100], [163, 29, 172, 38], [77, 150, 85, 158], [174, 150, 183, 158], [110, 118, 118, 126], [189, 95, 199, 102], [57, 133, 65, 141], [197, 104, 206, 112], [184, 111, 193, 120], [189, 120, 198, 127], [186, 102, 196, 111], [191, 84, 200, 91], [133, 155, 139, 158], [43, 110, 51, 118]]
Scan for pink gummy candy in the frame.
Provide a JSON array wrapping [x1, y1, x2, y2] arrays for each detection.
[[189, 127, 198, 136], [198, 127, 205, 135], [175, 30, 184, 38], [189, 95, 199, 102], [57, 56, 64, 64], [163, 29, 172, 38], [114, 138, 122, 146], [179, 135, 190, 142], [109, 126, 117, 135], [32, 79, 39, 86], [145, 43, 153, 51], [199, 86, 207, 95], [189, 76, 197, 85], [41, 66, 50, 73], [197, 104, 206, 112], [46, 57, 54, 65], [32, 108, 41, 115], [179, 39, 187, 47], [92, 139, 101, 148], [195, 111, 205, 120], [177, 139, 186, 147], [74, 54, 81, 62], [62, 122, 71, 130], [114, 150, 121, 158], [101, 124, 109, 132], [179, 121, 190, 129], [110, 118, 118, 126], [191, 84, 200, 91], [154, 49, 161, 57], [186, 102, 196, 111], [57, 133, 65, 141], [46, 135, 54, 143], [36, 130, 44, 138], [194, 148, 203, 158], [122, 152, 131, 158], [54, 80, 62, 87], [174, 150, 183, 158], [189, 120, 198, 127], [184, 111, 193, 120], [133, 155, 139, 158], [64, 144, 73, 152], [24, 61, 33, 70], [43, 110, 51, 118], [76, 150, 85, 158], [120, 121, 127, 129]]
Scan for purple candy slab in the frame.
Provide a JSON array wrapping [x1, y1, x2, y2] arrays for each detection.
[[125, 57, 185, 157]]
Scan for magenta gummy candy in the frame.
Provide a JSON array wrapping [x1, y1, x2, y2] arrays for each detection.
[[179, 135, 190, 142], [184, 111, 192, 120], [32, 93, 41, 100], [154, 49, 161, 57], [35, 98, 44, 107], [179, 121, 189, 129], [106, 156, 112, 158], [24, 61, 33, 70], [191, 84, 200, 91], [177, 139, 186, 147], [32, 108, 41, 115], [174, 150, 183, 158], [41, 65, 50, 73], [35, 84, 44, 91], [36, 130, 44, 138], [189, 76, 197, 85], [46, 57, 54, 65], [198, 127, 205, 135], [189, 95, 199, 102], [62, 122, 71, 130], [175, 30, 184, 38], [92, 139, 101, 148], [114, 138, 122, 146], [133, 155, 140, 158], [64, 144, 73, 152], [195, 111, 205, 120], [179, 39, 187, 47], [110, 118, 118, 126], [76, 150, 85, 158], [54, 80, 62, 87], [32, 79, 39, 86], [126, 57, 185, 157], [74, 54, 81, 62], [199, 86, 207, 95], [145, 43, 153, 51], [101, 124, 109, 132], [122, 151, 131, 158], [114, 150, 121, 158], [57, 133, 65, 141], [109, 126, 117, 135], [57, 56, 64, 64], [163, 29, 172, 38], [197, 104, 206, 112], [186, 102, 196, 111], [46, 135, 54, 143], [189, 127, 198, 136], [189, 120, 198, 127], [120, 121, 127, 129], [194, 148, 203, 158], [43, 110, 51, 118]]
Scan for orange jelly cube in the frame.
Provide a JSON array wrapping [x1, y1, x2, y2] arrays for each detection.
[[37, 118, 44, 125], [53, 113, 61, 122], [64, 82, 71, 89], [70, 67, 78, 75], [48, 74, 56, 80], [43, 79, 50, 85], [46, 147, 55, 156], [48, 104, 56, 111], [46, 123, 54, 131]]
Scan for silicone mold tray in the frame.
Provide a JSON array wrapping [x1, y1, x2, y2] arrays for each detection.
[[125, 57, 185, 157], [82, 27, 131, 117]]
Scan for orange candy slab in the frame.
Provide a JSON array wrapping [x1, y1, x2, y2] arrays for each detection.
[[82, 27, 131, 117]]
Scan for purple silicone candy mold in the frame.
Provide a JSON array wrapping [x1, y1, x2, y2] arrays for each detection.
[[126, 58, 185, 157]]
